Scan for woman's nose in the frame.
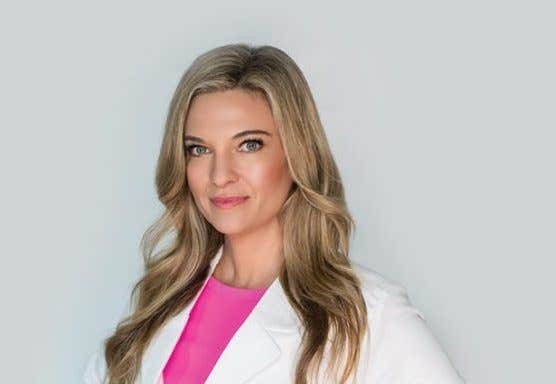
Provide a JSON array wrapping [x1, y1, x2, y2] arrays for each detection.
[[209, 152, 238, 186]]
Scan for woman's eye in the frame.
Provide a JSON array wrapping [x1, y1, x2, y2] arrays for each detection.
[[185, 145, 208, 157], [239, 139, 264, 152]]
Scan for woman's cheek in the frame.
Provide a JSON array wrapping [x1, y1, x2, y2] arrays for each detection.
[[186, 163, 203, 194], [250, 161, 282, 191]]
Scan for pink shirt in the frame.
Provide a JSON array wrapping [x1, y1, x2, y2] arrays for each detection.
[[162, 275, 268, 384]]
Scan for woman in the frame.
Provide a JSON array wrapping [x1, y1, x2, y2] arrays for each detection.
[[83, 43, 464, 384]]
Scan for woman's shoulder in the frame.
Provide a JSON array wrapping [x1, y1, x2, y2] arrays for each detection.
[[350, 260, 421, 317], [349, 260, 465, 383], [83, 340, 106, 384]]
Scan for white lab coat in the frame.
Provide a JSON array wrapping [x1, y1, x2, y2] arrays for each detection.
[[83, 245, 465, 383]]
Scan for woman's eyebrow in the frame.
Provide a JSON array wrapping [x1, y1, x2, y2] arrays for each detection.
[[184, 129, 272, 143]]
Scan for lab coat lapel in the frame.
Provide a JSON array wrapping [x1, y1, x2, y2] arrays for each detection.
[[205, 259, 302, 384], [203, 302, 281, 384], [139, 244, 301, 384]]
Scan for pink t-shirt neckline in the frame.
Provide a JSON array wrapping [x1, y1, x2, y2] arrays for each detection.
[[207, 275, 269, 294]]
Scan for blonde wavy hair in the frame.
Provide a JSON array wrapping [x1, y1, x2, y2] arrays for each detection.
[[103, 43, 368, 384]]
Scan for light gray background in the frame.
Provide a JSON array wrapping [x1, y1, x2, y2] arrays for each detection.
[[1, 1, 554, 383]]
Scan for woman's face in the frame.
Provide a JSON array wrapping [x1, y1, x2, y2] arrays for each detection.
[[185, 89, 293, 235]]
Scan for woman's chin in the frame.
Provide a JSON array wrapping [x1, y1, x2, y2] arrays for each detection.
[[210, 220, 251, 236]]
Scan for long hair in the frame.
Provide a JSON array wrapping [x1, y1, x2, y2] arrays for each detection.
[[103, 43, 368, 384]]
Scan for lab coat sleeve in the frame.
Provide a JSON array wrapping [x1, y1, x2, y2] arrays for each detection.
[[368, 283, 466, 384], [82, 297, 132, 384], [82, 341, 107, 384]]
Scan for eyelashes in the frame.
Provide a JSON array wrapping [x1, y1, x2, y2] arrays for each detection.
[[185, 138, 264, 158]]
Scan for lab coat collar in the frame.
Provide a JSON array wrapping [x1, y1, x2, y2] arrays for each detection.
[[139, 243, 302, 384]]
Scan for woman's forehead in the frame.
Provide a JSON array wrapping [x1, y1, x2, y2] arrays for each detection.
[[185, 90, 276, 137]]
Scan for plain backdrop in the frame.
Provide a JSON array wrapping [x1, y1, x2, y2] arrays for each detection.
[[1, 1, 554, 383]]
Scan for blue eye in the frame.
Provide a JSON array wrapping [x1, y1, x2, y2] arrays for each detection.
[[185, 145, 208, 157], [239, 138, 264, 152]]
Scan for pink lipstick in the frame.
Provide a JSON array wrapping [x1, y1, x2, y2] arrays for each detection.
[[210, 196, 249, 209]]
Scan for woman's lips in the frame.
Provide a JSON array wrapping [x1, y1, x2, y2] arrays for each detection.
[[210, 196, 249, 209]]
